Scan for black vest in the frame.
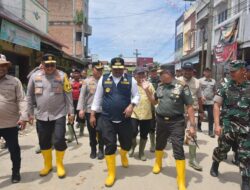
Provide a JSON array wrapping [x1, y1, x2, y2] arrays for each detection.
[[102, 74, 132, 121]]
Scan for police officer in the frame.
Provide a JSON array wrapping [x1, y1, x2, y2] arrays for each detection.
[[210, 60, 250, 190], [90, 57, 139, 187], [0, 54, 28, 183], [148, 65, 160, 152], [146, 64, 195, 190], [179, 62, 203, 171], [27, 54, 74, 178], [77, 61, 104, 159]]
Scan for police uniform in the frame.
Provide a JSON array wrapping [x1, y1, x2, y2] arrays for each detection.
[[91, 57, 139, 187], [148, 65, 160, 152], [152, 64, 194, 190], [210, 60, 250, 190], [0, 54, 28, 183], [77, 61, 104, 159], [27, 54, 74, 178]]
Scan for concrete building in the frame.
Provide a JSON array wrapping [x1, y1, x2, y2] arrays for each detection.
[[212, 0, 250, 80], [174, 14, 184, 70], [38, 0, 92, 59]]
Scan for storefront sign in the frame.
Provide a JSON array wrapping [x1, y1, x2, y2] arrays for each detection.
[[0, 20, 41, 50], [214, 42, 237, 63]]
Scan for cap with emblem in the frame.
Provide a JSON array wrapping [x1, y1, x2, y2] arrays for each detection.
[[182, 62, 194, 70], [92, 61, 104, 69], [157, 64, 174, 75], [111, 57, 125, 69], [134, 67, 146, 75], [0, 54, 11, 65], [229, 60, 246, 72], [42, 54, 57, 64]]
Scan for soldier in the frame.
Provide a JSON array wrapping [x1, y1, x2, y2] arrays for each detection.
[[90, 57, 139, 187], [179, 62, 203, 171], [129, 67, 155, 161], [27, 54, 74, 178], [148, 65, 160, 152], [210, 60, 250, 190], [146, 64, 195, 190], [199, 68, 216, 137], [0, 54, 28, 183], [77, 61, 104, 159]]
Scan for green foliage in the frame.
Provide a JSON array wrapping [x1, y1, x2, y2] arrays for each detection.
[[74, 10, 84, 25]]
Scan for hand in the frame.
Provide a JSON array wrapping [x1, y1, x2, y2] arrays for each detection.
[[141, 80, 150, 91], [17, 120, 26, 130], [28, 115, 34, 125], [123, 104, 134, 118], [68, 115, 75, 124], [90, 114, 96, 128], [79, 110, 85, 119], [199, 112, 205, 121], [214, 125, 222, 136], [201, 97, 206, 104], [188, 126, 196, 138]]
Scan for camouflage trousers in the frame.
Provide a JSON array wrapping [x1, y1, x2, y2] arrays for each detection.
[[212, 130, 250, 177]]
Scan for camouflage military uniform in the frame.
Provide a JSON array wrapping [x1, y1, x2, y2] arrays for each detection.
[[213, 79, 250, 177]]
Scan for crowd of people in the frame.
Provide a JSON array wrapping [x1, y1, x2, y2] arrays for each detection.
[[0, 53, 250, 190]]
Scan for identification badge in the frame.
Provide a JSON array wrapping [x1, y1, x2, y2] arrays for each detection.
[[104, 81, 112, 84], [35, 88, 43, 94], [105, 88, 111, 93]]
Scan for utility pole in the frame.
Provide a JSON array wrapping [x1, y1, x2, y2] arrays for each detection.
[[205, 0, 214, 69], [81, 0, 85, 59], [133, 49, 141, 66]]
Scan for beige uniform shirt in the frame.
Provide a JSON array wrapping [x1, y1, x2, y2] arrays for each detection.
[[131, 83, 155, 120], [0, 75, 28, 128], [77, 76, 101, 113], [179, 76, 202, 111], [27, 70, 74, 121]]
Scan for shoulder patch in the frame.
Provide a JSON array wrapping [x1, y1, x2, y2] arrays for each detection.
[[63, 74, 72, 93]]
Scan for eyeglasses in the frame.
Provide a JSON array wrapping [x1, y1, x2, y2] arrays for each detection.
[[44, 63, 55, 68]]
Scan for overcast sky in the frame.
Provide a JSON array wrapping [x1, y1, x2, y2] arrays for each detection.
[[89, 0, 192, 63]]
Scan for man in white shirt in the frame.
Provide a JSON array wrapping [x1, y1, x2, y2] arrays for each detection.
[[90, 57, 139, 187]]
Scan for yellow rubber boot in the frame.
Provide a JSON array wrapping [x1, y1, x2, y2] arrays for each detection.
[[119, 149, 129, 168], [40, 149, 52, 176], [105, 154, 116, 187], [152, 150, 164, 174], [56, 150, 66, 178], [176, 160, 187, 190]]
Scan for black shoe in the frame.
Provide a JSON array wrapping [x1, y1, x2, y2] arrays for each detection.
[[241, 176, 250, 190], [11, 173, 21, 183], [90, 149, 97, 159], [97, 150, 104, 160], [232, 152, 239, 166], [210, 161, 219, 177]]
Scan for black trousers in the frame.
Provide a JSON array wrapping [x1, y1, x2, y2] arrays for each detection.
[[85, 113, 104, 150], [149, 109, 156, 134], [156, 115, 185, 160], [203, 105, 214, 134], [0, 127, 20, 173], [131, 118, 152, 140], [73, 100, 85, 124], [98, 116, 133, 155], [36, 116, 67, 151]]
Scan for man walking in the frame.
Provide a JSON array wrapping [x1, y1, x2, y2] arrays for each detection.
[[90, 57, 139, 187], [78, 61, 104, 159], [199, 68, 216, 137], [210, 60, 250, 190], [0, 54, 28, 183], [27, 54, 74, 178]]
